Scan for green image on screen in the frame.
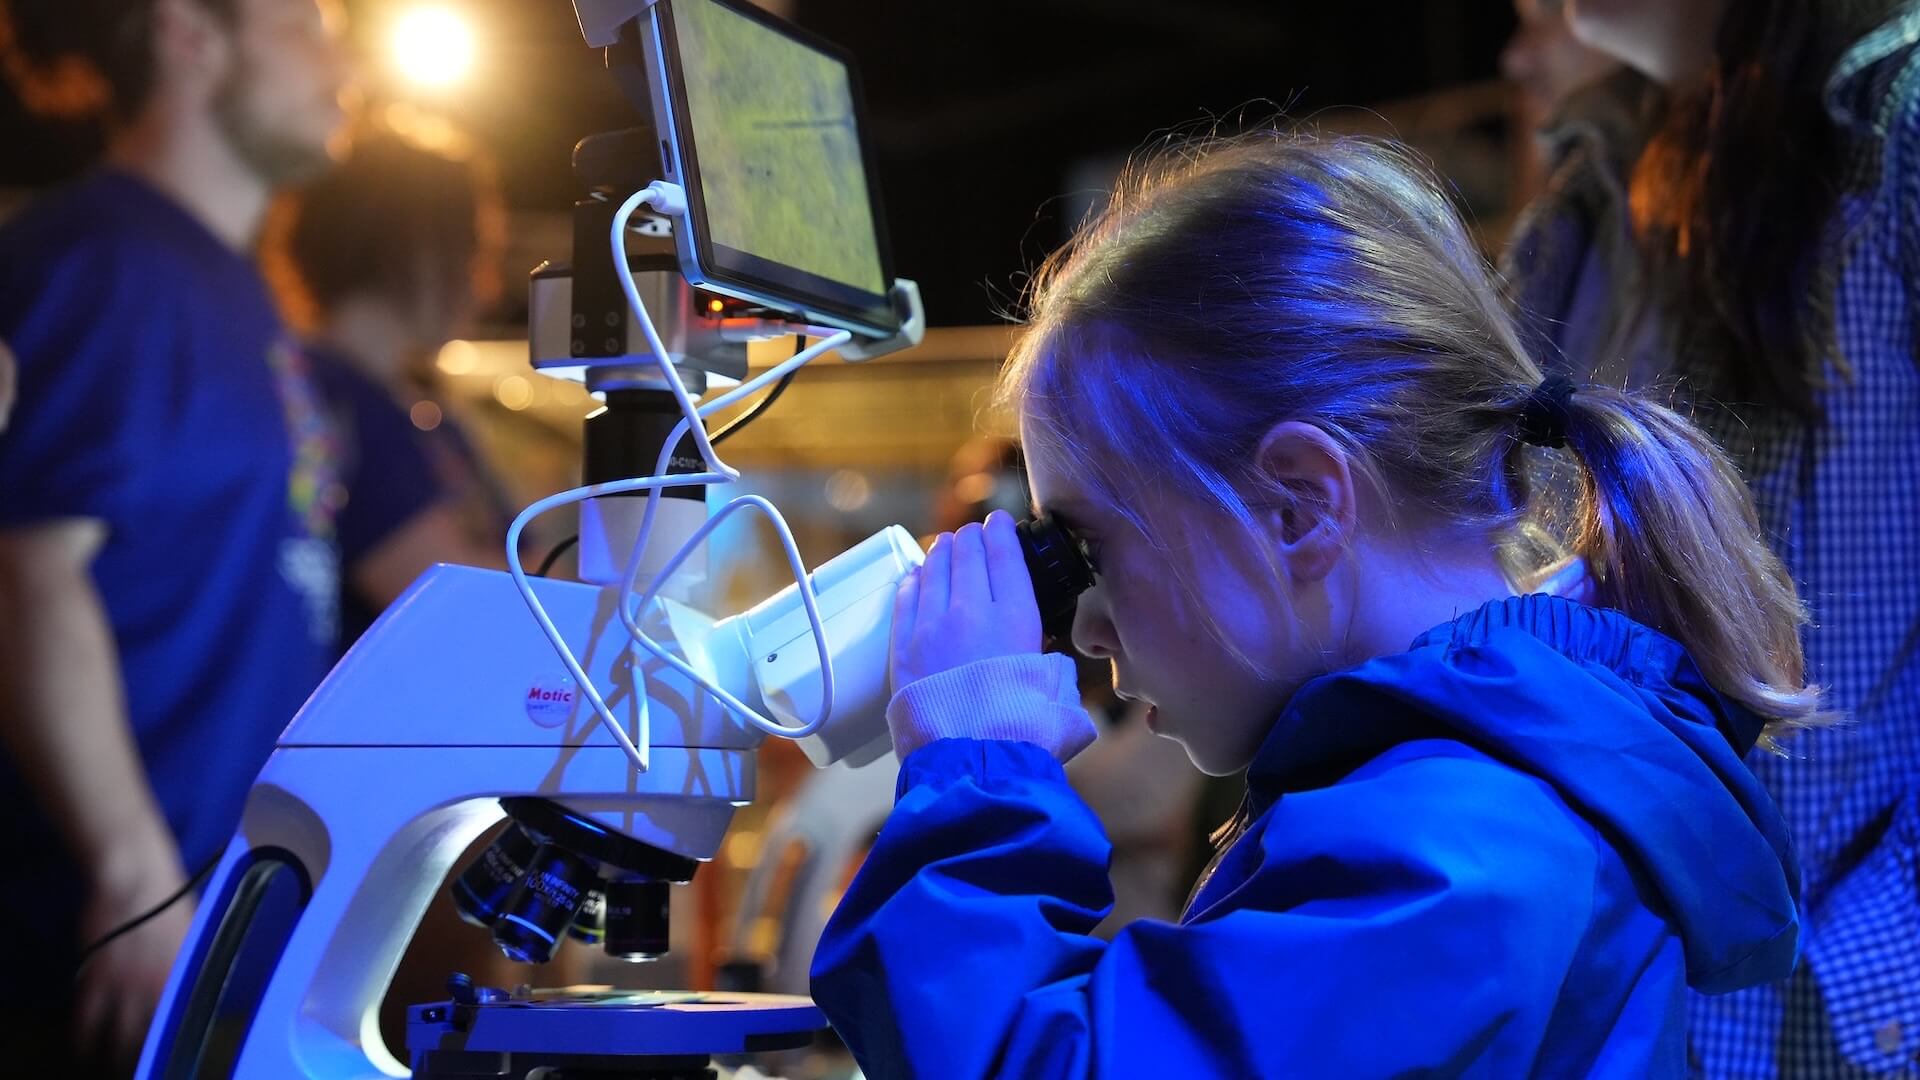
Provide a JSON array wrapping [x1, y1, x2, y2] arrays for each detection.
[[673, 0, 886, 297]]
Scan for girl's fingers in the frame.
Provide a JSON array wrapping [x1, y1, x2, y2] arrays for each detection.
[[892, 566, 920, 654], [918, 531, 951, 621], [981, 510, 1037, 612], [950, 522, 990, 603], [890, 566, 921, 691]]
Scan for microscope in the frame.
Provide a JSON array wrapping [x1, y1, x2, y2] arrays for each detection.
[[135, 2, 1094, 1077]]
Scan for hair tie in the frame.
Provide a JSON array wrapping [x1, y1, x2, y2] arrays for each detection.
[[1516, 375, 1578, 449]]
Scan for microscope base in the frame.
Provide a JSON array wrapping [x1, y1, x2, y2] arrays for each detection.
[[407, 989, 822, 1078]]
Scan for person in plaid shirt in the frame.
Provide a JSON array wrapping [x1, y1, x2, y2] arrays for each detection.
[[1502, 1, 1920, 1074]]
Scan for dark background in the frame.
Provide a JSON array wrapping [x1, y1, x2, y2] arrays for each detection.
[[0, 1, 1520, 325]]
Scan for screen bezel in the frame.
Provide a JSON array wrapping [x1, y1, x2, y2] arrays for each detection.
[[651, 0, 900, 337]]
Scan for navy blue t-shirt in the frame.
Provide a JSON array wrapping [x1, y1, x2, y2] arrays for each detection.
[[0, 171, 341, 978], [308, 345, 441, 647]]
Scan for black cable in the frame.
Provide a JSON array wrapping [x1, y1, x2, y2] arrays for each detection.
[[75, 850, 221, 976], [709, 335, 803, 445], [535, 534, 579, 577]]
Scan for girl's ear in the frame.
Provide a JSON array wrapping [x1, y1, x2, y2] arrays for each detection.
[[1252, 421, 1357, 584]]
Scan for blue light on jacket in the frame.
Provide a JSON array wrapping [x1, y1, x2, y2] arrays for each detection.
[[811, 595, 1801, 1077]]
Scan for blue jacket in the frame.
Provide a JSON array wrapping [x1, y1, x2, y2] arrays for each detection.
[[811, 595, 1801, 1077]]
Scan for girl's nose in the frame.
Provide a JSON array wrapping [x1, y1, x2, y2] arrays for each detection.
[[1070, 582, 1118, 659]]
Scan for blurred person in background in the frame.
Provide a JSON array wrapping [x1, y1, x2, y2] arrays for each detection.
[[1500, 0, 1617, 200], [262, 119, 516, 648], [1503, 1, 1920, 1074], [0, 0, 348, 1074], [261, 117, 548, 1051]]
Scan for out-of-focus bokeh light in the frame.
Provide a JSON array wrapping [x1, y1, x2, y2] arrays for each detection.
[[824, 470, 873, 513], [437, 339, 479, 374], [494, 374, 534, 411], [409, 400, 444, 432], [390, 6, 476, 89]]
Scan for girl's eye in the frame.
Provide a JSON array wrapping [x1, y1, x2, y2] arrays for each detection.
[[1076, 536, 1103, 576]]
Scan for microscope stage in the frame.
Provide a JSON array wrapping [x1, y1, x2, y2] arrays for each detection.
[[408, 987, 824, 1075]]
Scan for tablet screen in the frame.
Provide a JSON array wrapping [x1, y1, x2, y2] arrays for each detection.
[[666, 0, 894, 330]]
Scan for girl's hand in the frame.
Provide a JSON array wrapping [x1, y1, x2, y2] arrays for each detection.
[[891, 510, 1043, 692]]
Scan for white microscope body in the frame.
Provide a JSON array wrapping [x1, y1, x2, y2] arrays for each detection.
[[135, 526, 921, 1079]]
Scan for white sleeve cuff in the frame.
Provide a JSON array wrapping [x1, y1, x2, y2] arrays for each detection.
[[887, 653, 1098, 764]]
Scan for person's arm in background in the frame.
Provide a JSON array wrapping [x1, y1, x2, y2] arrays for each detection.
[[0, 519, 194, 1070], [349, 500, 506, 607], [0, 339, 16, 430], [320, 359, 509, 609], [0, 235, 203, 1070]]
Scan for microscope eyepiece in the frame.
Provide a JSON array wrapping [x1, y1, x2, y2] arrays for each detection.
[[1016, 514, 1097, 641]]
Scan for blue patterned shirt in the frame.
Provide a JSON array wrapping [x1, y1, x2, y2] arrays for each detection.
[[1503, 7, 1920, 1076]]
